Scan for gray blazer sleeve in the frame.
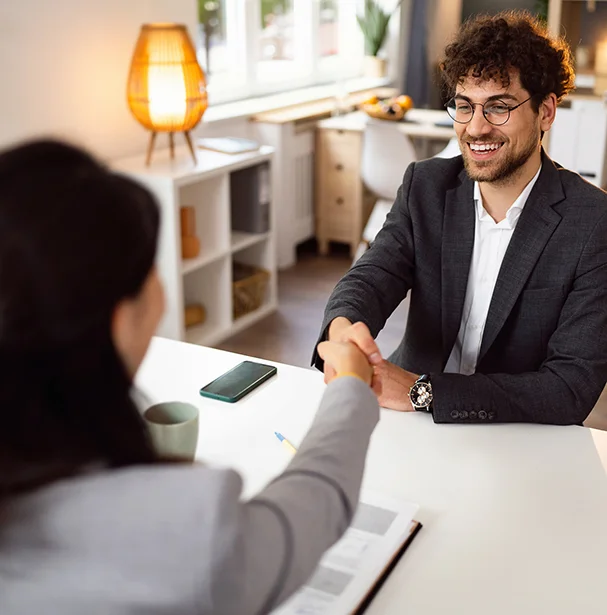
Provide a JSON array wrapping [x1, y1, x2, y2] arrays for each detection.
[[206, 376, 379, 614], [311, 163, 417, 371]]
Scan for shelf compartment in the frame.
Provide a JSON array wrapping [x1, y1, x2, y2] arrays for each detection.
[[183, 256, 231, 346], [179, 174, 230, 271]]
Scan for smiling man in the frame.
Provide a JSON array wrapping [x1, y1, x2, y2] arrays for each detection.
[[312, 11, 607, 425]]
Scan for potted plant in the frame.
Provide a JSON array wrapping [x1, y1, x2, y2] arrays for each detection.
[[357, 0, 403, 78]]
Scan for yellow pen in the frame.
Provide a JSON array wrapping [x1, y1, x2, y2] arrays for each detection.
[[274, 431, 297, 454]]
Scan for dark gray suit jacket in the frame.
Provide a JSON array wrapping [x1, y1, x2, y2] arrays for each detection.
[[313, 152, 607, 425]]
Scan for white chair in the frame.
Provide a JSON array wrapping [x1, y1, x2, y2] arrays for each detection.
[[434, 137, 461, 159], [356, 120, 418, 261]]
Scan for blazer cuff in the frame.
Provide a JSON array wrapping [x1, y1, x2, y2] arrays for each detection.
[[430, 372, 499, 424], [311, 321, 331, 371]]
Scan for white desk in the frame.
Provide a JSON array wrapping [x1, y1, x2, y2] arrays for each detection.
[[317, 109, 456, 142], [314, 109, 456, 258], [137, 337, 607, 615]]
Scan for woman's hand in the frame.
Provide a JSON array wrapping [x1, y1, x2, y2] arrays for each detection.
[[316, 340, 373, 385], [323, 319, 382, 384]]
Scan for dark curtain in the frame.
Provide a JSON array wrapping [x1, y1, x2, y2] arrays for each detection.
[[404, 0, 429, 108]]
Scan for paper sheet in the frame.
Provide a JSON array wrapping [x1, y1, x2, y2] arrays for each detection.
[[272, 493, 419, 615]]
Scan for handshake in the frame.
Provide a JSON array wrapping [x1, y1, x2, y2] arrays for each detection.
[[317, 317, 419, 412]]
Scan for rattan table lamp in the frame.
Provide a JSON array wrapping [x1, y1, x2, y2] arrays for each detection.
[[127, 24, 208, 166]]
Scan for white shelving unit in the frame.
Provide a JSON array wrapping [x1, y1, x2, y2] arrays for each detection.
[[112, 144, 277, 347]]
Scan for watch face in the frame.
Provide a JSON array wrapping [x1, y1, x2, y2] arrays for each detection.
[[410, 381, 433, 409]]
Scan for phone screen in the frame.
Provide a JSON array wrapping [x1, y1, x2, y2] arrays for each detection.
[[199, 360, 277, 403]]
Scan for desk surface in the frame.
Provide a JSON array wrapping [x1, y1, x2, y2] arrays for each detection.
[[251, 87, 398, 125], [317, 110, 456, 140], [137, 337, 607, 615]]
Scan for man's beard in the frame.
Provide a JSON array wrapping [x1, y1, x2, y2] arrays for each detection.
[[460, 131, 539, 185]]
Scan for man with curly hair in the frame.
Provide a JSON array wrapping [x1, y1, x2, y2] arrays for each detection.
[[312, 10, 607, 426]]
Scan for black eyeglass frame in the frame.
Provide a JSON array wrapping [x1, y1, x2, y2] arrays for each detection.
[[445, 95, 534, 126]]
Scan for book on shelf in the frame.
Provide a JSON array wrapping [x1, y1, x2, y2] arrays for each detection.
[[272, 492, 421, 615], [197, 136, 261, 155]]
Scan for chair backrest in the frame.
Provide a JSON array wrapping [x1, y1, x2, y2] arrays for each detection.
[[434, 137, 461, 159], [360, 119, 417, 201]]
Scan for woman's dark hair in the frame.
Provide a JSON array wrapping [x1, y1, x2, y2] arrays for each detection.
[[0, 139, 161, 498], [440, 10, 575, 109]]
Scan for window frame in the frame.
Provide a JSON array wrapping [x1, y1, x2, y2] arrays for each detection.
[[199, 0, 367, 105]]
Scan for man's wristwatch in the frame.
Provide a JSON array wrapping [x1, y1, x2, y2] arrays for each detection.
[[409, 374, 433, 413]]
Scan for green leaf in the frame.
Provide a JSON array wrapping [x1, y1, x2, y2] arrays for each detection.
[[356, 0, 400, 56]]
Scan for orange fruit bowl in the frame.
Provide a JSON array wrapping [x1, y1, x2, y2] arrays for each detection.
[[396, 95, 414, 111], [361, 102, 407, 122], [360, 94, 414, 122]]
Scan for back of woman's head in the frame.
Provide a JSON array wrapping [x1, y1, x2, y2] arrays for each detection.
[[0, 139, 161, 497]]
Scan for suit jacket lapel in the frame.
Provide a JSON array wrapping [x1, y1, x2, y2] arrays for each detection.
[[478, 153, 565, 361], [441, 168, 475, 364]]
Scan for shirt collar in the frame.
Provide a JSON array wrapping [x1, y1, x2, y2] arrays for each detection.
[[474, 164, 542, 229]]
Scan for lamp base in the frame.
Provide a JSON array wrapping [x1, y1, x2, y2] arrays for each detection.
[[145, 131, 197, 166]]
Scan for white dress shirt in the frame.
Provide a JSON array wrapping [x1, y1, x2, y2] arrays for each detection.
[[444, 165, 542, 375]]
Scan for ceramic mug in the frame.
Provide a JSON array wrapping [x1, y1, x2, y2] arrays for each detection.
[[143, 401, 199, 462]]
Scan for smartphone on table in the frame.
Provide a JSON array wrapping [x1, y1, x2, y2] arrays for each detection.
[[199, 360, 277, 403]]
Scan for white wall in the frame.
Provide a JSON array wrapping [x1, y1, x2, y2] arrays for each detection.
[[0, 0, 198, 160], [0, 1, 406, 161]]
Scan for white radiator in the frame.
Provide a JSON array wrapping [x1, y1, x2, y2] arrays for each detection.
[[253, 121, 316, 269], [293, 149, 315, 244]]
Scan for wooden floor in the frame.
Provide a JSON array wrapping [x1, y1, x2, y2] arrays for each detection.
[[217, 244, 607, 431], [217, 246, 408, 369]]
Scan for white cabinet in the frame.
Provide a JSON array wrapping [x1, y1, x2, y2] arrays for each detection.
[[549, 98, 607, 188], [113, 145, 277, 346]]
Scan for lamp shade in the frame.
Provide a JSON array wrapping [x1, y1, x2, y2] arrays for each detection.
[[127, 24, 208, 132]]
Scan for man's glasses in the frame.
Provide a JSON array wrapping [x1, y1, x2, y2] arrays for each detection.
[[445, 96, 533, 126]]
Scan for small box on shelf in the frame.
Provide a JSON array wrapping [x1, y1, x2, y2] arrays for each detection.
[[184, 303, 206, 328], [230, 162, 271, 234], [180, 206, 201, 259], [179, 175, 230, 260]]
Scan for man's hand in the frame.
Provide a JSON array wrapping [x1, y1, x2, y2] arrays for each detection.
[[371, 361, 418, 412], [316, 341, 373, 385], [323, 318, 383, 383]]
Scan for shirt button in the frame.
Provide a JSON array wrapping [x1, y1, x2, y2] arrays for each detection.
[[478, 410, 488, 420], [459, 410, 469, 419], [488, 411, 495, 420], [470, 411, 478, 420], [450, 410, 459, 420]]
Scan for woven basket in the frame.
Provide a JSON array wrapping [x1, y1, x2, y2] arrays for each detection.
[[232, 262, 270, 320]]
